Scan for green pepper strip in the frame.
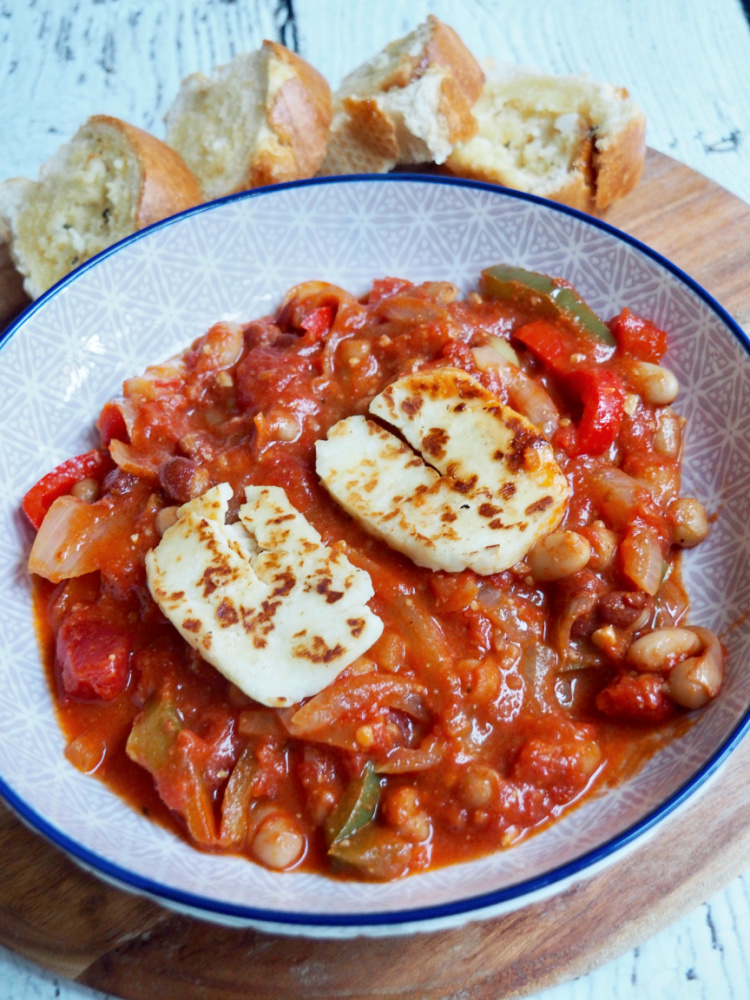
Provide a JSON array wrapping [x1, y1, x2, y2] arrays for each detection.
[[328, 825, 414, 880], [125, 694, 182, 773], [126, 693, 217, 845], [480, 264, 616, 348], [326, 760, 381, 847], [219, 746, 258, 847]]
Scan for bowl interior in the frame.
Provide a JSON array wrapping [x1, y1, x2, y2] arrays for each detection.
[[1, 177, 749, 933]]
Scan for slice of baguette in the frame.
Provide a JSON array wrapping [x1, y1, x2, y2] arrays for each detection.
[[0, 115, 203, 300], [164, 41, 332, 200], [445, 67, 646, 213], [317, 15, 485, 176]]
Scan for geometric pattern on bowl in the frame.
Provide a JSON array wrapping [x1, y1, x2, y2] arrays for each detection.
[[1, 176, 749, 936]]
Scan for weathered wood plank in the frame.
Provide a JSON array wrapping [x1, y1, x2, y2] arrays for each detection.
[[2, 0, 750, 205]]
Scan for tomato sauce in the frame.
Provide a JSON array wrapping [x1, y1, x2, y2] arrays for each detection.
[[28, 271, 716, 880]]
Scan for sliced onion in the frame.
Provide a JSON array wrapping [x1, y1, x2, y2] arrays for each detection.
[[190, 322, 245, 373], [109, 439, 165, 478], [620, 525, 664, 596], [587, 466, 650, 530], [28, 496, 108, 583], [123, 357, 185, 402], [286, 674, 431, 738], [375, 741, 444, 774], [486, 336, 521, 367], [472, 346, 559, 437], [655, 575, 689, 627], [238, 710, 288, 740]]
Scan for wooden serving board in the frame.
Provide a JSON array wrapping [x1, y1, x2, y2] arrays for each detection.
[[2, 149, 750, 1000]]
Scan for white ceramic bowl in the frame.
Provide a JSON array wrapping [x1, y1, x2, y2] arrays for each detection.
[[1, 176, 750, 938]]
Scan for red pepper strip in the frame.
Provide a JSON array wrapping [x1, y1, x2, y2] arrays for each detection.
[[568, 367, 625, 456], [609, 307, 668, 363], [513, 320, 584, 375], [96, 400, 129, 447], [22, 449, 115, 529], [300, 305, 334, 342], [512, 320, 624, 455]]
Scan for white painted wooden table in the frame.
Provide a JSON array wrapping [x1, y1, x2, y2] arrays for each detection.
[[2, 1, 750, 998]]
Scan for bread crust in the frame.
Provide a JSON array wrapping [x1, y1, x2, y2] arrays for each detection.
[[86, 115, 203, 226], [248, 40, 333, 189], [165, 43, 332, 196], [318, 16, 485, 176], [444, 74, 646, 215], [324, 98, 401, 176], [593, 111, 647, 211], [0, 116, 203, 299], [422, 16, 485, 124]]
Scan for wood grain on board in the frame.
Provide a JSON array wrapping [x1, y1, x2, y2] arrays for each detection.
[[0, 240, 29, 332], [1, 149, 749, 1000]]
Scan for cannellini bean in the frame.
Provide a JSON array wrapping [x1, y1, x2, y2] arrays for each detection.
[[528, 531, 591, 582], [653, 407, 683, 457], [582, 521, 618, 571], [339, 338, 372, 366], [667, 627, 724, 709], [668, 497, 709, 548], [458, 764, 502, 809], [627, 627, 702, 672], [628, 362, 679, 405], [382, 785, 431, 842], [155, 505, 179, 536], [70, 477, 100, 503], [266, 407, 301, 442], [251, 808, 306, 870]]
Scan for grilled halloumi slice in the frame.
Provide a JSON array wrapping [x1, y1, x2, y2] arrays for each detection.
[[315, 367, 570, 574], [145, 483, 383, 707]]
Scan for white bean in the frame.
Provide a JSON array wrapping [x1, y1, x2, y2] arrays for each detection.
[[668, 497, 709, 548], [628, 361, 680, 405], [155, 505, 179, 536], [653, 407, 683, 457], [70, 477, 100, 503], [383, 785, 432, 842], [528, 531, 591, 582], [627, 627, 702, 672], [458, 764, 502, 809], [251, 809, 306, 870], [667, 627, 724, 709], [583, 521, 618, 571]]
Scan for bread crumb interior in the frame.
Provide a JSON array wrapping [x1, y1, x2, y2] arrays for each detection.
[[13, 124, 140, 294], [167, 50, 289, 200], [451, 70, 634, 195]]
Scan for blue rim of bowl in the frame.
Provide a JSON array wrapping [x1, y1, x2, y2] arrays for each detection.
[[2, 172, 750, 930]]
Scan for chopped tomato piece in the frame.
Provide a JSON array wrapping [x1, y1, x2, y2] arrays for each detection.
[[56, 609, 131, 701], [596, 674, 673, 722], [300, 305, 334, 342], [23, 450, 115, 530], [609, 308, 668, 363], [430, 571, 480, 612]]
